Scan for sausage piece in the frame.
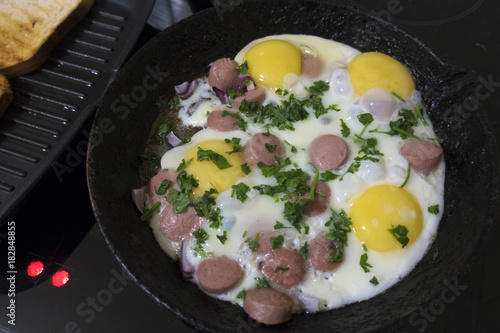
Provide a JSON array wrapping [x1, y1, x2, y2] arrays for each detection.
[[293, 181, 331, 217], [309, 134, 348, 170], [160, 204, 202, 242], [232, 88, 266, 110], [197, 255, 243, 294], [243, 133, 286, 166], [301, 53, 324, 77], [148, 169, 177, 204], [252, 231, 282, 254], [208, 58, 239, 92], [206, 110, 241, 131], [244, 288, 294, 325], [400, 139, 443, 174], [309, 236, 341, 272], [262, 248, 305, 288]]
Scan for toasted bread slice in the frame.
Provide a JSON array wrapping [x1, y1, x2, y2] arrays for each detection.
[[0, 0, 94, 78], [0, 74, 14, 117]]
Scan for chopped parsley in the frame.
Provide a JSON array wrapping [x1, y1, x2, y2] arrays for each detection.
[[193, 228, 211, 257], [265, 143, 277, 152], [360, 253, 373, 273], [165, 170, 198, 213], [237, 60, 249, 75], [388, 224, 410, 248], [340, 119, 351, 137], [152, 116, 175, 145], [400, 162, 411, 188], [274, 266, 289, 273], [275, 88, 289, 96], [231, 182, 251, 203], [391, 91, 406, 103], [167, 96, 180, 108], [274, 221, 287, 229], [414, 103, 429, 127], [224, 137, 243, 154], [325, 209, 352, 263], [217, 231, 228, 244], [139, 152, 161, 178], [177, 158, 193, 172], [299, 241, 309, 259], [320, 171, 339, 182], [197, 147, 232, 170], [221, 110, 247, 131], [193, 188, 222, 229], [370, 276, 379, 286], [428, 204, 440, 215], [140, 201, 161, 222], [245, 233, 260, 252], [236, 289, 247, 300], [270, 235, 285, 249], [241, 163, 251, 175], [254, 277, 271, 289], [154, 179, 171, 195], [370, 107, 419, 139]]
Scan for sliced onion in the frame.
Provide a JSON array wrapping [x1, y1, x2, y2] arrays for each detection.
[[180, 241, 195, 278], [232, 75, 254, 93], [166, 131, 182, 147], [175, 80, 198, 99], [213, 87, 228, 104], [188, 98, 210, 116], [131, 186, 148, 213], [297, 293, 319, 312]]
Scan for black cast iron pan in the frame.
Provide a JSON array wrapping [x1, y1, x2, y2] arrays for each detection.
[[87, 0, 500, 331]]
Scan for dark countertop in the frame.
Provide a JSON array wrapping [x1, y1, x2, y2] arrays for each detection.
[[1, 0, 499, 332]]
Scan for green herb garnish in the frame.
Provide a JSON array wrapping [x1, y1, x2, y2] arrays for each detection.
[[428, 204, 440, 215], [231, 182, 251, 203], [388, 224, 410, 248], [254, 277, 271, 289], [360, 253, 373, 273], [270, 235, 285, 249], [325, 209, 352, 263], [340, 119, 351, 137], [140, 201, 161, 222], [197, 147, 232, 169]]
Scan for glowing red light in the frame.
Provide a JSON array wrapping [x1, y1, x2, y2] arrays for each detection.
[[52, 270, 69, 287], [27, 261, 44, 277]]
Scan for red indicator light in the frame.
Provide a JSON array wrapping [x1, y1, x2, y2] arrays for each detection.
[[27, 261, 44, 277], [52, 270, 69, 287]]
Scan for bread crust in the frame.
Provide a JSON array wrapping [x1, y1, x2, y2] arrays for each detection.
[[0, 74, 13, 117], [0, 0, 94, 78]]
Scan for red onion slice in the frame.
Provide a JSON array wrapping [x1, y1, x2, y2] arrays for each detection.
[[213, 87, 228, 104], [188, 98, 210, 116], [175, 80, 198, 99], [232, 75, 255, 93], [180, 241, 195, 278], [131, 186, 148, 213], [166, 131, 183, 147]]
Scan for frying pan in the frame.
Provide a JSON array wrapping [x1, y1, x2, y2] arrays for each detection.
[[86, 0, 500, 331]]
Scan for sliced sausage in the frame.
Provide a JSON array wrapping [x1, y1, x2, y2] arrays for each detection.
[[232, 88, 266, 110], [262, 248, 305, 288], [309, 134, 348, 170], [148, 169, 178, 204], [293, 181, 331, 216], [252, 231, 282, 254], [208, 58, 239, 92], [309, 235, 341, 272], [197, 255, 243, 294], [400, 139, 443, 174], [206, 110, 241, 131], [301, 53, 324, 77], [244, 288, 294, 325], [160, 204, 202, 242], [243, 133, 286, 167]]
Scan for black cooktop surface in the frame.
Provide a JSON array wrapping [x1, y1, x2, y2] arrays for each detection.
[[1, 1, 499, 332]]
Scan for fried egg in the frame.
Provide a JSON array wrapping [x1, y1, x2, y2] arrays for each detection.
[[149, 34, 445, 315]]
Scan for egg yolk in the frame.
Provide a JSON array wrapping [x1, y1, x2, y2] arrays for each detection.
[[349, 185, 423, 252], [347, 52, 415, 99], [184, 139, 245, 198], [243, 39, 301, 90]]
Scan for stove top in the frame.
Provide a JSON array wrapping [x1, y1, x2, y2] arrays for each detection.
[[1, 1, 499, 332]]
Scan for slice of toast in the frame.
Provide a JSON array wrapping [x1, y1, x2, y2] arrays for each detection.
[[0, 74, 14, 117], [0, 0, 94, 78]]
